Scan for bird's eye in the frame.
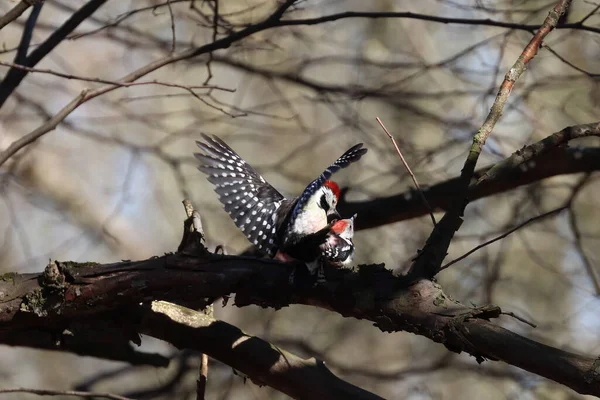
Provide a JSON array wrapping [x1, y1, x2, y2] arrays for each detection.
[[319, 194, 329, 211]]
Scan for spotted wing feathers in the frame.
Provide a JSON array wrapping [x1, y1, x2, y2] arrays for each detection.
[[194, 134, 285, 256]]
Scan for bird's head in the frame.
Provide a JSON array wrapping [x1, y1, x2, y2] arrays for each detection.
[[330, 213, 356, 240], [320, 180, 342, 223]]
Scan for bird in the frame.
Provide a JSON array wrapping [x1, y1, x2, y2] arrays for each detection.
[[309, 214, 356, 282], [319, 214, 356, 267], [194, 134, 366, 266]]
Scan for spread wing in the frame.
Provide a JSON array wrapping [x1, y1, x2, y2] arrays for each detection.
[[285, 143, 367, 235], [194, 134, 285, 256]]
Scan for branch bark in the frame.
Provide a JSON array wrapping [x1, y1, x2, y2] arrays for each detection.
[[139, 300, 384, 400], [0, 0, 35, 32], [340, 123, 600, 230], [0, 250, 597, 396]]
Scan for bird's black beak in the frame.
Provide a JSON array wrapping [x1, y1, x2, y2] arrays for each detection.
[[327, 211, 341, 224]]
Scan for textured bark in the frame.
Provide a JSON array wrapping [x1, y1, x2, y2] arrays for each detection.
[[139, 301, 384, 400], [340, 127, 600, 231], [0, 248, 598, 396]]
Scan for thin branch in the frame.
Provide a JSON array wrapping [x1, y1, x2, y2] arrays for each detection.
[[0, 0, 108, 109], [440, 206, 568, 270], [542, 44, 600, 77], [475, 122, 600, 186], [376, 117, 437, 227], [568, 204, 600, 295], [462, 0, 572, 197], [0, 0, 298, 169], [272, 9, 600, 35], [196, 353, 209, 400], [406, 0, 573, 281], [579, 2, 600, 24], [0, 61, 235, 92], [340, 147, 600, 231], [0, 0, 32, 32], [501, 311, 537, 328], [166, 0, 176, 52], [0, 388, 134, 400]]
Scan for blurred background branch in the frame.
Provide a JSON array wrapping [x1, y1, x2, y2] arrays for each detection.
[[1, 0, 600, 399]]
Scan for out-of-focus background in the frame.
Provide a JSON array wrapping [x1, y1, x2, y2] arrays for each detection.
[[0, 0, 599, 398]]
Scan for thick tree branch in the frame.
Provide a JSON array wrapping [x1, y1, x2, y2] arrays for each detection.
[[138, 300, 384, 400], [406, 0, 572, 280], [0, 250, 597, 396], [340, 122, 600, 230]]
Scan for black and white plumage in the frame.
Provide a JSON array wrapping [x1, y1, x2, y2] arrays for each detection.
[[307, 215, 356, 282], [194, 134, 366, 259], [320, 215, 356, 267]]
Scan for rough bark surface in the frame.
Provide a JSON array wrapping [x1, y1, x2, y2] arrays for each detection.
[[0, 238, 598, 397]]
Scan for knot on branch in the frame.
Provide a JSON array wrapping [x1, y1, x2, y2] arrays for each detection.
[[42, 260, 65, 289], [178, 199, 208, 255]]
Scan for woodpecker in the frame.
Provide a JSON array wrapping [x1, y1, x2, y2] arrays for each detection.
[[194, 134, 366, 263], [309, 215, 356, 282], [320, 215, 356, 267]]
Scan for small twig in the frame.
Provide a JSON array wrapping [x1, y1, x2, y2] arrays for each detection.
[[579, 2, 600, 24], [0, 61, 235, 92], [182, 198, 195, 218], [0, 0, 298, 168], [542, 44, 600, 77], [376, 117, 437, 227], [0, 388, 134, 400], [501, 311, 537, 328], [440, 206, 567, 270], [203, 0, 219, 86], [0, 0, 32, 32], [568, 204, 600, 295], [166, 0, 176, 52], [196, 353, 209, 399]]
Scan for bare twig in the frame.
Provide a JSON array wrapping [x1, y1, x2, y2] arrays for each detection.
[[196, 353, 209, 400], [0, 0, 32, 31], [568, 203, 600, 295], [202, 0, 219, 86], [271, 9, 599, 35], [0, 0, 108, 109], [406, 0, 573, 280], [440, 206, 568, 270], [475, 122, 600, 187], [579, 2, 600, 24], [166, 0, 176, 52], [0, 0, 298, 169], [542, 44, 600, 77], [376, 117, 437, 227], [461, 0, 573, 194], [501, 311, 537, 328], [0, 388, 134, 400], [0, 61, 234, 92]]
